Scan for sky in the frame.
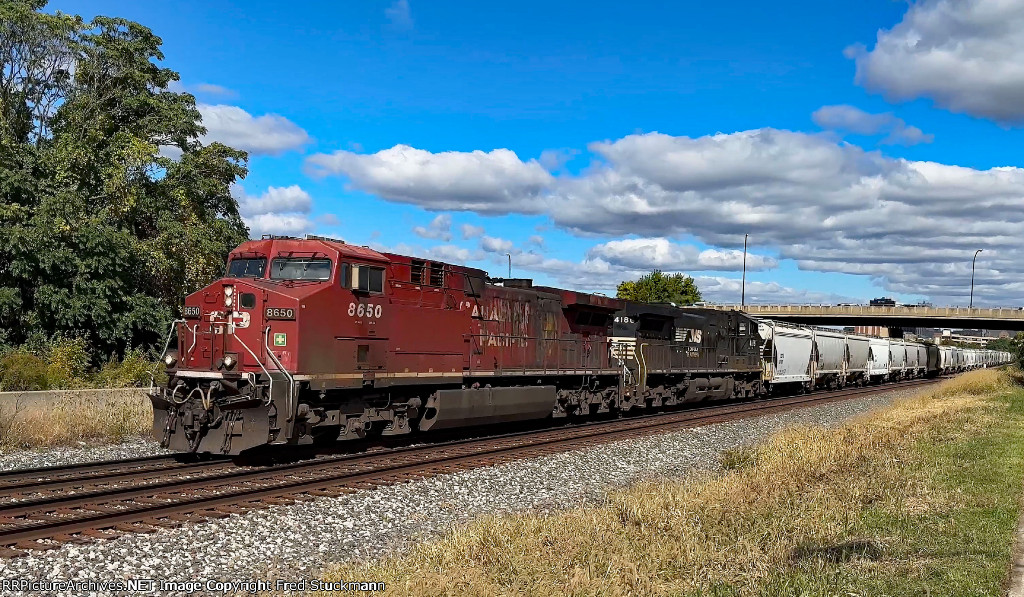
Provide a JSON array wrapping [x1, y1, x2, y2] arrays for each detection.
[[48, 0, 1024, 307]]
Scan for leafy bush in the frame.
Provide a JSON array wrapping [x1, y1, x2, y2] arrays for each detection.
[[94, 348, 165, 388], [45, 337, 91, 389], [0, 350, 51, 391], [0, 340, 160, 391]]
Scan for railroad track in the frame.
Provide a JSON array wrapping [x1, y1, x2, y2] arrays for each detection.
[[0, 378, 941, 558]]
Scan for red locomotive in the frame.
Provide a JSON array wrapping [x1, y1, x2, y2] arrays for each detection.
[[152, 235, 764, 454]]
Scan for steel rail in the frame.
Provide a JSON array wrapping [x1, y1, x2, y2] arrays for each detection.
[[0, 378, 941, 556], [0, 458, 234, 497], [0, 454, 182, 484]]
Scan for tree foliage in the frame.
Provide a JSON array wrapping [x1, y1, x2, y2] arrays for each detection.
[[616, 271, 703, 305], [985, 333, 1024, 369], [0, 0, 248, 358]]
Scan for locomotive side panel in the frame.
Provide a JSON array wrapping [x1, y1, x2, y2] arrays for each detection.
[[468, 286, 548, 374]]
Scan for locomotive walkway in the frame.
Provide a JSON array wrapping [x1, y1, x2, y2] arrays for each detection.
[[708, 304, 1024, 330], [0, 378, 942, 558]]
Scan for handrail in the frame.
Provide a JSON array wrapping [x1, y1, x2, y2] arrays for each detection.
[[185, 323, 199, 360], [638, 343, 648, 389], [150, 319, 186, 394], [231, 331, 275, 407], [264, 326, 296, 424]]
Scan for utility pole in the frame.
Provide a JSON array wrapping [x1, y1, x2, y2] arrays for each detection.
[[970, 249, 982, 308], [507, 253, 512, 278], [741, 233, 748, 307]]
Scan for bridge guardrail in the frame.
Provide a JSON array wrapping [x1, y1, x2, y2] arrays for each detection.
[[707, 304, 1024, 319]]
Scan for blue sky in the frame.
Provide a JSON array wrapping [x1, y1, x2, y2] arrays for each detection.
[[50, 0, 1024, 306]]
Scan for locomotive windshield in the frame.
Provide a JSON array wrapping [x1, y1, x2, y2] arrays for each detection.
[[227, 257, 266, 278], [270, 257, 332, 281]]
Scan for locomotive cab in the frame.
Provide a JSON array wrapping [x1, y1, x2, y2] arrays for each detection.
[[151, 235, 393, 454]]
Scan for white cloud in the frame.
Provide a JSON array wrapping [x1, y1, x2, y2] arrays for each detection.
[[413, 214, 453, 241], [244, 213, 314, 238], [234, 184, 312, 217], [538, 148, 579, 170], [694, 277, 861, 305], [314, 129, 1024, 305], [424, 244, 484, 264], [194, 83, 237, 98], [374, 242, 484, 265], [461, 223, 485, 239], [381, 236, 850, 304], [548, 129, 1024, 304], [232, 184, 314, 238], [848, 0, 1024, 123], [811, 104, 933, 145], [199, 104, 311, 155], [587, 238, 777, 272], [526, 235, 545, 247], [385, 0, 413, 29], [158, 144, 183, 160], [304, 144, 553, 213], [167, 81, 236, 98], [480, 235, 515, 254]]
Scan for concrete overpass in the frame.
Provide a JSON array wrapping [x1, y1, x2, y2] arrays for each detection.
[[705, 304, 1024, 331]]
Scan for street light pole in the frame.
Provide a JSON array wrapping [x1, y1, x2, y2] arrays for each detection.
[[741, 234, 748, 307], [507, 253, 512, 279], [970, 249, 983, 308]]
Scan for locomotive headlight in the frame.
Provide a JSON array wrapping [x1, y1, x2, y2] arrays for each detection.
[[163, 351, 178, 368], [225, 295, 233, 307], [223, 354, 235, 368], [224, 286, 234, 307], [224, 286, 234, 297]]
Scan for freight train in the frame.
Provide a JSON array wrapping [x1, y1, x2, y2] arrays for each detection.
[[150, 235, 1012, 454]]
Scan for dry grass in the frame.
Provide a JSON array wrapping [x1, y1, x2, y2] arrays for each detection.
[[317, 369, 1024, 596], [0, 391, 152, 451]]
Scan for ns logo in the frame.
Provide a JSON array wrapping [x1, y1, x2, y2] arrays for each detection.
[[675, 328, 703, 343]]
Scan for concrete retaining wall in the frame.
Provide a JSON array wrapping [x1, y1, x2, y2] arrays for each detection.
[[0, 388, 149, 410]]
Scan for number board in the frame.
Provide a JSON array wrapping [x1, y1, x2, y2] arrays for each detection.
[[182, 306, 201, 319], [265, 307, 296, 320]]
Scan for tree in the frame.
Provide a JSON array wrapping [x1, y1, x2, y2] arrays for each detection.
[[0, 1, 249, 357], [616, 271, 702, 305], [985, 336, 1018, 352]]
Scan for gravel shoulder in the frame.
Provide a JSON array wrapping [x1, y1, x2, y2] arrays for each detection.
[[0, 387, 917, 595], [0, 437, 171, 472]]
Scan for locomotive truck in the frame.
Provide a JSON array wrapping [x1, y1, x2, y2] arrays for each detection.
[[151, 235, 1010, 454]]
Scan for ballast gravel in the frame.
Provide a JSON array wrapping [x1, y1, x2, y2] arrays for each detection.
[[0, 437, 171, 473], [0, 388, 917, 595]]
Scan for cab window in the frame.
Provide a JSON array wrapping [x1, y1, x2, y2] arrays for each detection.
[[339, 263, 351, 288], [227, 257, 266, 278], [352, 265, 385, 293], [270, 258, 332, 280]]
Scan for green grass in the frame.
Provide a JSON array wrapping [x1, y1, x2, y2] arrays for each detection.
[[316, 369, 1024, 597]]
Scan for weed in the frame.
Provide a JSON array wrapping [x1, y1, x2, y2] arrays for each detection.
[[318, 369, 1024, 596], [0, 392, 151, 450]]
